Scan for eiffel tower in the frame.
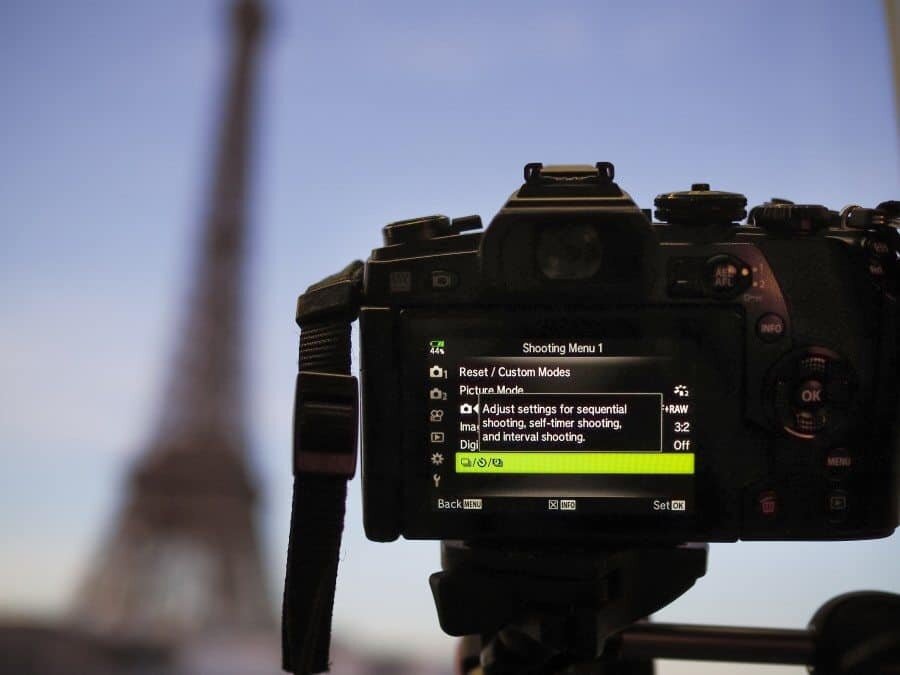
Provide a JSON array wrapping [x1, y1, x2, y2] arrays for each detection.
[[73, 0, 273, 642]]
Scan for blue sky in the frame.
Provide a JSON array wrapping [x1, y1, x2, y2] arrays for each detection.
[[1, 0, 898, 670]]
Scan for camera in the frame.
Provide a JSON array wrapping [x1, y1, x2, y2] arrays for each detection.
[[351, 162, 899, 543], [284, 163, 900, 674]]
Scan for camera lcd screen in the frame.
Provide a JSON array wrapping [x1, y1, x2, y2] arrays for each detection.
[[404, 311, 719, 520]]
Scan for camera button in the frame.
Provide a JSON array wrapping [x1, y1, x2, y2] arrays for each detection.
[[429, 269, 458, 290], [756, 313, 786, 342]]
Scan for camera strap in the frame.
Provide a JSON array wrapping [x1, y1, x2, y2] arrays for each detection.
[[282, 261, 364, 674]]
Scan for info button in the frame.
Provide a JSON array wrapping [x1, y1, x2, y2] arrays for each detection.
[[756, 313, 786, 342]]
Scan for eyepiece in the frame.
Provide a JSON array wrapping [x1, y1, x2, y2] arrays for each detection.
[[536, 224, 603, 280]]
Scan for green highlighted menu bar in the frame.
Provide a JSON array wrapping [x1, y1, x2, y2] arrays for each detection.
[[455, 452, 694, 475]]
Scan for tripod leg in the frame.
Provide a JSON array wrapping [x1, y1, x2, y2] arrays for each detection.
[[456, 625, 656, 675], [456, 635, 482, 675]]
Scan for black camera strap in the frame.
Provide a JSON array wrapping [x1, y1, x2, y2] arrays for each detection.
[[282, 261, 364, 674]]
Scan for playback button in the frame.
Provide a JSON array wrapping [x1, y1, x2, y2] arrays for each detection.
[[826, 489, 850, 524]]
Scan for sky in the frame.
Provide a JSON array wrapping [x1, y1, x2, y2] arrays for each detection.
[[1, 1, 898, 672]]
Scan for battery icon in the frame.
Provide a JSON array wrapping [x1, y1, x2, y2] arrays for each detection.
[[429, 339, 445, 349]]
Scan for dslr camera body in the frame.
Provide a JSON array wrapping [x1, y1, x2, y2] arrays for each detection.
[[352, 162, 899, 544]]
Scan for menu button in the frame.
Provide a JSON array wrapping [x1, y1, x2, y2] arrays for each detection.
[[825, 448, 853, 478]]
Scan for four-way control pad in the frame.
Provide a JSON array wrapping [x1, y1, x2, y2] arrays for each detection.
[[769, 348, 857, 441]]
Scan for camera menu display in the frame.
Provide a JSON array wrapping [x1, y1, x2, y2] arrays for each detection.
[[422, 331, 697, 517]]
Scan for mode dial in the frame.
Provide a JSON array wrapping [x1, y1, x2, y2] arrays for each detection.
[[654, 184, 748, 225], [382, 215, 451, 246], [381, 214, 483, 246]]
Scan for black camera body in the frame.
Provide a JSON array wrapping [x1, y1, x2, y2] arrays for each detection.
[[356, 163, 899, 544]]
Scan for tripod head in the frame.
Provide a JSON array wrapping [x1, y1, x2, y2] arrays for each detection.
[[430, 541, 707, 674], [430, 543, 900, 675]]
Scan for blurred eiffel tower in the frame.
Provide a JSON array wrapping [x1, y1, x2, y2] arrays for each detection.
[[73, 0, 273, 643]]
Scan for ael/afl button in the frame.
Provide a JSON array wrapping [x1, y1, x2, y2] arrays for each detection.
[[705, 255, 752, 299]]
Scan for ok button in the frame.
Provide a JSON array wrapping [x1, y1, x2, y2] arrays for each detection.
[[795, 378, 825, 408]]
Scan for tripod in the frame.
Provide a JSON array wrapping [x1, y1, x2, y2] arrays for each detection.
[[430, 541, 900, 674]]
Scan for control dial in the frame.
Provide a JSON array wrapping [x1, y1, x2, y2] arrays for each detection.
[[876, 200, 900, 225], [654, 184, 748, 225], [840, 204, 890, 231], [749, 202, 833, 235]]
